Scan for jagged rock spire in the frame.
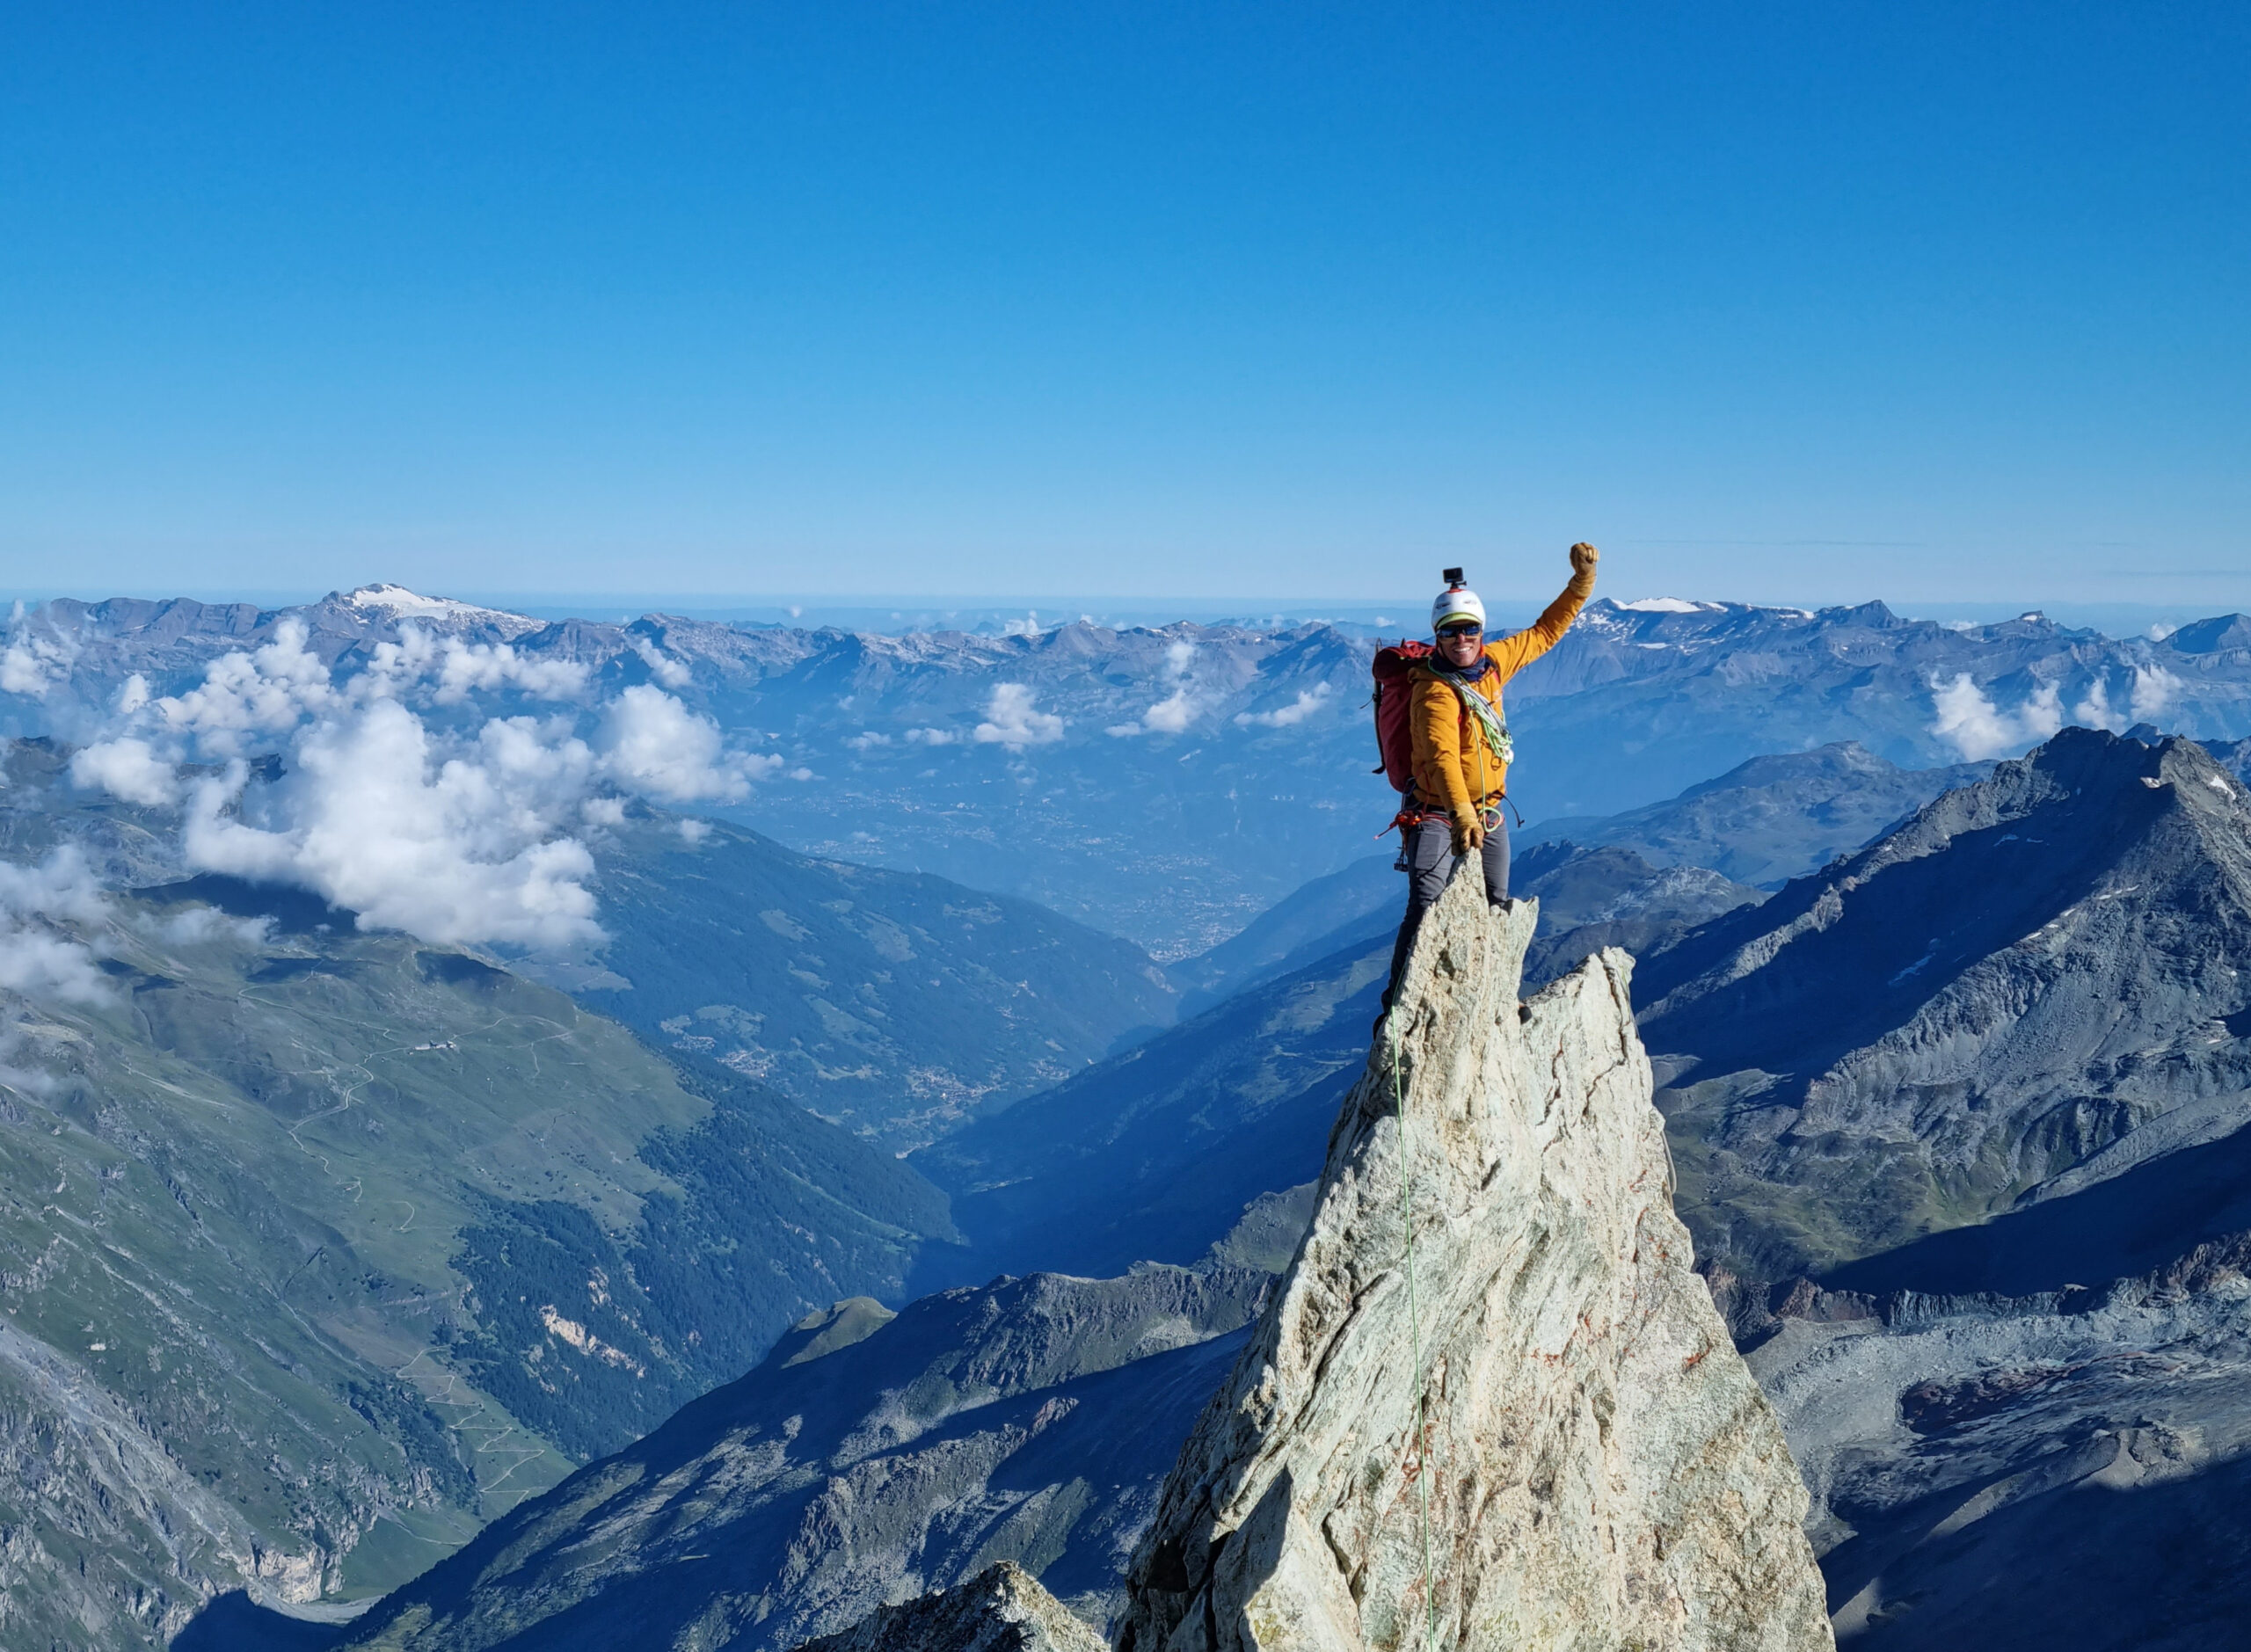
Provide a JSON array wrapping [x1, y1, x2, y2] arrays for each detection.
[[1118, 875, 1832, 1651]]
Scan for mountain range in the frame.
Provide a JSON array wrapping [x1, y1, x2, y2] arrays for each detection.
[[567, 813, 1174, 1151], [150, 717, 2251, 1652], [9, 589, 2251, 957], [9, 583, 2251, 1647]]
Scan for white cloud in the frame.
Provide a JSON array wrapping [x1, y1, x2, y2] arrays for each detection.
[[0, 848, 113, 1005], [2073, 678, 2123, 732], [1930, 675, 2016, 761], [1002, 612, 1045, 637], [1235, 683, 1335, 729], [1, 617, 78, 701], [116, 674, 150, 715], [630, 638, 693, 690], [184, 707, 607, 951], [596, 685, 776, 802], [973, 683, 1064, 748], [70, 738, 179, 806], [435, 638, 589, 703], [905, 727, 960, 746], [143, 905, 271, 946], [2021, 680, 2064, 741], [154, 619, 338, 756], [847, 731, 892, 750], [1111, 640, 1202, 736], [678, 819, 711, 845], [37, 626, 783, 956], [359, 628, 587, 704], [1930, 673, 2065, 761], [2131, 664, 2182, 725], [1140, 687, 1196, 734]]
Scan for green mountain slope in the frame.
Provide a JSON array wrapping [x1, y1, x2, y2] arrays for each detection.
[[570, 816, 1179, 1151], [0, 776, 959, 1648]]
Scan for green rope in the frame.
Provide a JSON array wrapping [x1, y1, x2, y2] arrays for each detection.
[[1389, 1008, 1441, 1652]]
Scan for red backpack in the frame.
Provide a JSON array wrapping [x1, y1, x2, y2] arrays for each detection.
[[1371, 640, 1434, 793]]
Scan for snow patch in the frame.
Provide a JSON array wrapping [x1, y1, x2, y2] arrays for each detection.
[[342, 585, 539, 635]]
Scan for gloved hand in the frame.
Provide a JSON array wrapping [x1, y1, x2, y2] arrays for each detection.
[[1451, 812, 1486, 855], [1570, 541, 1600, 577]]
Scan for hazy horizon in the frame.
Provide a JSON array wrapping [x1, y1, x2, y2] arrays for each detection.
[[6, 579, 2240, 643]]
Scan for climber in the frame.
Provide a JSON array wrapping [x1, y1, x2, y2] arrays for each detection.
[[1381, 543, 1600, 1009]]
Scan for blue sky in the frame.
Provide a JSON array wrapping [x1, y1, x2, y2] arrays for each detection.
[[2, 3, 2244, 608]]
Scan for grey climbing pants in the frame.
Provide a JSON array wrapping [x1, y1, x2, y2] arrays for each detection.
[[1384, 813, 1510, 1004]]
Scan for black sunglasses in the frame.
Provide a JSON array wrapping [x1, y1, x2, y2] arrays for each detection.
[[1438, 622, 1483, 637]]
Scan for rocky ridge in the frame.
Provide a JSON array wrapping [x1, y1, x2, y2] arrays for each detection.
[[1118, 873, 1832, 1651], [323, 1267, 1267, 1652], [1515, 742, 1993, 889], [790, 1562, 1105, 1652], [1640, 727, 2251, 1286]]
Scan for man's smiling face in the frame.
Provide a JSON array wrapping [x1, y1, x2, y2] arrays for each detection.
[[1439, 623, 1483, 667]]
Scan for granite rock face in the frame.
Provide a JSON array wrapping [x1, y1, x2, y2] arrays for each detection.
[[790, 1562, 1106, 1652], [1118, 874, 1832, 1652]]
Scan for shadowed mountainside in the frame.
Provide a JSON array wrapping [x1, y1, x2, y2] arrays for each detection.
[[1516, 741, 1992, 888], [1752, 1238, 2251, 1651], [914, 841, 1757, 1288], [322, 1268, 1266, 1652], [1639, 726, 2251, 1287]]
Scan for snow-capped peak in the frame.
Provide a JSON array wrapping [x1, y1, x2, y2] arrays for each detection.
[[339, 585, 540, 635], [1616, 597, 1719, 614]]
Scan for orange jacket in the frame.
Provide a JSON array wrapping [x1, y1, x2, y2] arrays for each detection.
[[1408, 568, 1595, 815]]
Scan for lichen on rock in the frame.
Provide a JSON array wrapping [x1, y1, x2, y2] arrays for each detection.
[[1118, 872, 1832, 1651]]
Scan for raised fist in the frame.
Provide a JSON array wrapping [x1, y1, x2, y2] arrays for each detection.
[[1570, 542, 1600, 576]]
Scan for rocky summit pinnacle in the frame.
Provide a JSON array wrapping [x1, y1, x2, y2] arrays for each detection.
[[1117, 874, 1832, 1652]]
